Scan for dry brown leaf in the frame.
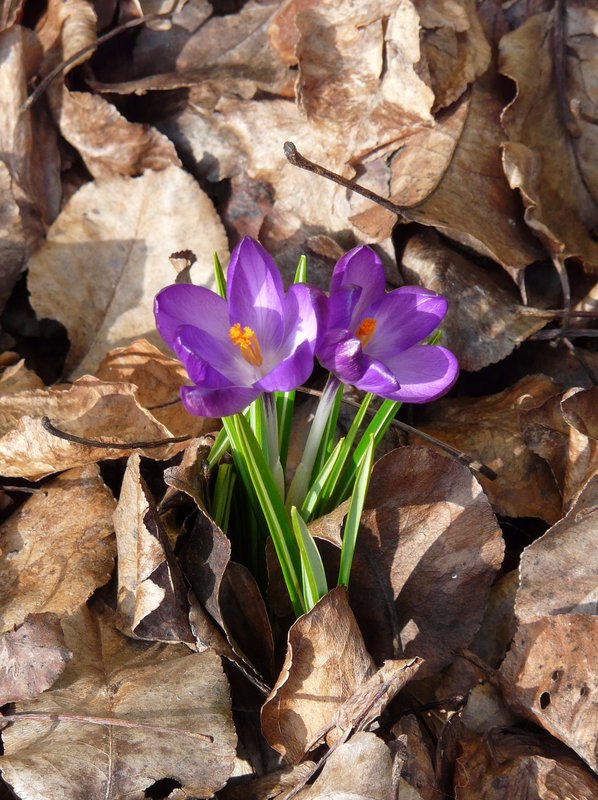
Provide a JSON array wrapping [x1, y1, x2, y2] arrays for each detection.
[[521, 391, 573, 494], [516, 477, 598, 623], [0, 160, 26, 311], [27, 165, 228, 377], [36, 0, 97, 72], [312, 447, 504, 674], [52, 90, 181, 179], [0, 603, 236, 799], [261, 587, 375, 764], [0, 0, 26, 31], [0, 377, 183, 480], [499, 614, 597, 771], [295, 731, 394, 800], [0, 359, 44, 395], [0, 614, 70, 705], [95, 339, 217, 438], [499, 7, 598, 270], [418, 375, 563, 522], [114, 454, 193, 643], [219, 762, 316, 800], [0, 465, 115, 632], [392, 714, 440, 800], [401, 228, 550, 370], [560, 387, 598, 503], [454, 729, 598, 799]]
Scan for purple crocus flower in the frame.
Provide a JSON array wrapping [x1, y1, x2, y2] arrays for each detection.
[[154, 237, 319, 417], [317, 245, 458, 402]]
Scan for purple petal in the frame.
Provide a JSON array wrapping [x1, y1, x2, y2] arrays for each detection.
[[381, 345, 459, 403], [174, 324, 256, 386], [326, 285, 362, 331], [278, 284, 320, 353], [351, 356, 399, 395], [181, 385, 260, 417], [227, 237, 285, 351], [256, 340, 315, 392], [363, 286, 448, 359], [331, 246, 386, 323], [154, 285, 228, 350], [317, 331, 367, 384]]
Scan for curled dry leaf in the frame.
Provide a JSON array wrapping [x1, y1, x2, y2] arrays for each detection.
[[312, 447, 504, 674], [95, 339, 217, 438], [261, 587, 375, 763], [418, 375, 563, 522], [401, 228, 550, 371], [0, 465, 115, 632], [0, 613, 71, 705], [499, 5, 598, 270], [0, 604, 236, 800], [35, 0, 97, 73], [499, 614, 598, 771], [454, 728, 598, 799], [0, 377, 183, 480], [295, 731, 393, 800], [516, 476, 598, 623], [391, 714, 440, 800], [27, 165, 228, 377], [560, 387, 598, 504], [114, 454, 193, 644], [0, 359, 44, 395]]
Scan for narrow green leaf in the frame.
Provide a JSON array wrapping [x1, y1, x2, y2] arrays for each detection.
[[311, 381, 344, 479], [294, 254, 307, 284], [291, 507, 328, 609], [208, 426, 230, 468], [275, 390, 295, 470], [300, 437, 345, 521], [338, 434, 375, 588], [213, 251, 227, 298], [212, 463, 236, 531]]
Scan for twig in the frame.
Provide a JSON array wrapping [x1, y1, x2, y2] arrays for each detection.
[[529, 328, 598, 340], [283, 142, 408, 221], [41, 416, 191, 449], [1, 712, 213, 742]]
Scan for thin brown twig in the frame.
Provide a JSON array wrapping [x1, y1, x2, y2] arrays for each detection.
[[1, 712, 213, 742], [41, 416, 191, 449], [529, 328, 598, 340]]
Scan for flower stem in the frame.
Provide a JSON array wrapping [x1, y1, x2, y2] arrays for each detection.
[[262, 393, 285, 498], [285, 374, 341, 511]]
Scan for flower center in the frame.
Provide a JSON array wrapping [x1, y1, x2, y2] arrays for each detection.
[[229, 323, 263, 367], [355, 317, 376, 347]]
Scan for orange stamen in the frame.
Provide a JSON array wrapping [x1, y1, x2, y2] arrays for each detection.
[[229, 323, 263, 367], [355, 317, 376, 346]]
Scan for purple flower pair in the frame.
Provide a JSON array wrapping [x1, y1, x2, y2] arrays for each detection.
[[154, 237, 458, 417]]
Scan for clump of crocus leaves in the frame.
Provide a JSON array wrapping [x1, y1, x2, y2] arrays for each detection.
[[155, 237, 458, 616]]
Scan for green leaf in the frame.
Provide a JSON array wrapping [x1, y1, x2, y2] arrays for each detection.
[[213, 251, 227, 298], [291, 507, 328, 609], [301, 437, 345, 521], [212, 463, 236, 531], [338, 433, 375, 588], [294, 254, 307, 284], [275, 390, 295, 470]]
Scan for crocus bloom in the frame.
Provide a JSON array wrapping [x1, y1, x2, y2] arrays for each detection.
[[316, 246, 458, 402], [154, 237, 319, 417]]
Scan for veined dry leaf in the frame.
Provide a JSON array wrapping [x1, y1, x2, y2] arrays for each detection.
[[311, 447, 504, 674], [95, 339, 217, 438], [560, 387, 598, 504], [114, 454, 193, 643], [516, 477, 598, 623], [27, 165, 228, 377], [261, 587, 375, 763], [499, 614, 597, 771], [0, 603, 236, 799], [499, 6, 598, 270], [0, 377, 183, 480], [418, 375, 563, 522], [0, 465, 115, 632], [295, 732, 393, 800], [0, 614, 70, 705], [392, 714, 440, 800], [0, 359, 43, 395], [521, 391, 573, 494], [401, 228, 550, 370], [454, 729, 598, 799]]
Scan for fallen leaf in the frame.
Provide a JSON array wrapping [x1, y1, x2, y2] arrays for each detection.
[[35, 0, 97, 72], [516, 476, 598, 623], [454, 728, 598, 799], [499, 614, 597, 771], [418, 375, 563, 522], [261, 587, 375, 763], [312, 447, 504, 674], [521, 390, 573, 494], [219, 762, 316, 800], [0, 465, 116, 632], [0, 603, 236, 799], [401, 228, 550, 371], [295, 731, 394, 800], [391, 714, 440, 800], [114, 454, 193, 643], [27, 165, 228, 377], [0, 614, 70, 705], [95, 339, 217, 438], [0, 359, 44, 395], [0, 377, 183, 480], [499, 7, 598, 270], [560, 387, 598, 504]]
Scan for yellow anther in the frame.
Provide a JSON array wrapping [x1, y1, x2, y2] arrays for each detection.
[[229, 323, 263, 367], [355, 317, 376, 346]]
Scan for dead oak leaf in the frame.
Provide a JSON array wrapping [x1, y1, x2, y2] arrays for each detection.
[[27, 165, 228, 378], [0, 377, 183, 480], [0, 603, 236, 800], [0, 465, 116, 632], [0, 613, 71, 705]]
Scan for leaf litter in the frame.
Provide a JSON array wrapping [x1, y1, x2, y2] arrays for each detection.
[[0, 0, 597, 798]]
